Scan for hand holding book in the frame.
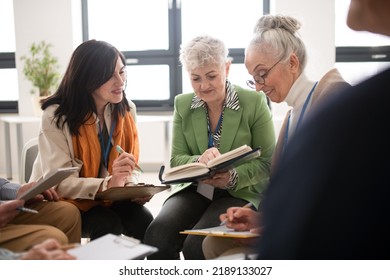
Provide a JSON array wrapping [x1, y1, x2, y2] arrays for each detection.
[[197, 147, 221, 165], [159, 145, 261, 184], [17, 167, 79, 201]]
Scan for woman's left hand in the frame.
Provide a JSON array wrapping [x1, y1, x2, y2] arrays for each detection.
[[201, 170, 231, 188]]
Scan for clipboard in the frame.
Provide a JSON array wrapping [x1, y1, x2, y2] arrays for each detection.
[[95, 183, 170, 201], [180, 225, 259, 238], [18, 167, 79, 201], [68, 233, 158, 260]]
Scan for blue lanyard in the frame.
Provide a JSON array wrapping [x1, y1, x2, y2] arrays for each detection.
[[208, 111, 223, 148], [284, 81, 318, 148], [99, 118, 116, 168]]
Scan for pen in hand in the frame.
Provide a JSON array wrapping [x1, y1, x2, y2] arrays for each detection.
[[116, 145, 144, 173], [18, 206, 39, 214], [220, 202, 253, 226], [0, 200, 39, 214]]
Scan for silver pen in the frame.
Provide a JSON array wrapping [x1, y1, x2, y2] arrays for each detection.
[[0, 200, 39, 214], [18, 206, 39, 214]]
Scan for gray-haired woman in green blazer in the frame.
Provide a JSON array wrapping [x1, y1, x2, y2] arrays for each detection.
[[144, 35, 275, 260]]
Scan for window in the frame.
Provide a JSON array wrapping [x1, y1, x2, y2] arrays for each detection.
[[0, 0, 18, 112], [10, 1, 386, 115], [83, 0, 269, 111], [335, 0, 390, 85]]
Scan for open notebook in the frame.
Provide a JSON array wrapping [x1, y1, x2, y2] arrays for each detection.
[[159, 145, 261, 184]]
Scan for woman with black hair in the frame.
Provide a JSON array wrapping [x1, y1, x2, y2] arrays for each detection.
[[30, 39, 153, 241]]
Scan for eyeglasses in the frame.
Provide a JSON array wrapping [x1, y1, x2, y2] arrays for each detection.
[[246, 57, 283, 89]]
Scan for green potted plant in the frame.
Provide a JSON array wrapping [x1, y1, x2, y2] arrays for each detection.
[[20, 41, 60, 98]]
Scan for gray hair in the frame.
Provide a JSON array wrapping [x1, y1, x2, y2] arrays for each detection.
[[249, 14, 307, 71], [179, 35, 230, 72]]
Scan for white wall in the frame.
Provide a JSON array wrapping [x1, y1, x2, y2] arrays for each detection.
[[273, 0, 335, 79], [0, 0, 336, 179], [15, 0, 82, 117], [0, 0, 82, 179], [270, 0, 336, 133]]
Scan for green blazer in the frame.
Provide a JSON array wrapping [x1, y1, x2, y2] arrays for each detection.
[[168, 85, 276, 209]]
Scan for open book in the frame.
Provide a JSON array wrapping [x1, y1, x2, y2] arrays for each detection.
[[159, 145, 261, 184], [68, 233, 157, 260], [180, 225, 259, 239], [95, 183, 170, 201]]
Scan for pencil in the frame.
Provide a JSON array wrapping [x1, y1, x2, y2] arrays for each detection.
[[220, 202, 253, 226], [115, 145, 144, 173]]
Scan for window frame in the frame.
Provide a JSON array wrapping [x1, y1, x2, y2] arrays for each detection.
[[81, 0, 270, 112], [3, 1, 389, 114], [336, 46, 390, 62], [0, 53, 18, 113]]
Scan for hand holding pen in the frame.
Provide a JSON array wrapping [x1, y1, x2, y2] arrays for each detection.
[[219, 204, 263, 246], [116, 145, 144, 173], [106, 145, 143, 188], [20, 239, 77, 260], [0, 200, 38, 215], [220, 202, 253, 226], [219, 202, 262, 233], [0, 200, 38, 228]]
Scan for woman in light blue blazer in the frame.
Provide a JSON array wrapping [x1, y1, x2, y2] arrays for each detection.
[[144, 35, 275, 259]]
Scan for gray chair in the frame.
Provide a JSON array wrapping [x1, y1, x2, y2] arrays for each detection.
[[19, 137, 38, 184]]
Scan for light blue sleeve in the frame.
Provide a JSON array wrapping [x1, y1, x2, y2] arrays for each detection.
[[0, 178, 20, 200]]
